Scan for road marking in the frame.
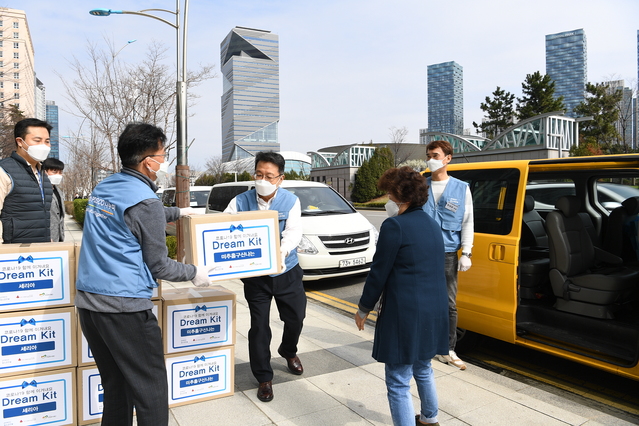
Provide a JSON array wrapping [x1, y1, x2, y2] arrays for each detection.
[[306, 290, 378, 322]]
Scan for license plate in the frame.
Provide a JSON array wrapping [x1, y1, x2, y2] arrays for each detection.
[[339, 257, 365, 268]]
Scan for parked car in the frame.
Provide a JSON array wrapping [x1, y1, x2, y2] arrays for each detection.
[[164, 186, 212, 236], [205, 180, 378, 280], [433, 154, 639, 381]]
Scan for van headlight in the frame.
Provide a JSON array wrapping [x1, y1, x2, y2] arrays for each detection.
[[297, 235, 318, 255], [369, 225, 379, 245]]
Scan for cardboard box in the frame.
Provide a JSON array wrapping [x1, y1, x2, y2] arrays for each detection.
[[0, 242, 75, 312], [162, 287, 235, 354], [166, 345, 234, 407], [182, 211, 282, 281], [76, 366, 101, 425], [0, 367, 75, 425], [0, 307, 75, 377], [77, 300, 162, 367]]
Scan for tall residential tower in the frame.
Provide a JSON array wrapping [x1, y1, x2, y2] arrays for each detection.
[[0, 8, 36, 120], [220, 27, 280, 162], [545, 29, 587, 117], [427, 61, 463, 135]]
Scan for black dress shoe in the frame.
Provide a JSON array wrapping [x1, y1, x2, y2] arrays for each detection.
[[257, 381, 273, 402], [278, 349, 303, 375]]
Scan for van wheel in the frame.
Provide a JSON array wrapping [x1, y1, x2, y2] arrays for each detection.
[[455, 328, 481, 353]]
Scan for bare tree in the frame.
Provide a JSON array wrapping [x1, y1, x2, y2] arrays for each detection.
[[59, 131, 106, 198], [58, 37, 215, 174], [388, 126, 413, 167]]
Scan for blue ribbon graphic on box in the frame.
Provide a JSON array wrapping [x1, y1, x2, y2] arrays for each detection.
[[2, 376, 69, 421], [0, 252, 67, 308], [201, 221, 275, 277], [195, 305, 207, 312], [20, 318, 36, 327], [171, 353, 228, 399]]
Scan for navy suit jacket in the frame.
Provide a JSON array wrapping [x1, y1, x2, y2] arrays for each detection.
[[359, 206, 449, 364]]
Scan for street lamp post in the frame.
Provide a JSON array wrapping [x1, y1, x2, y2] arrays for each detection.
[[90, 1, 191, 261]]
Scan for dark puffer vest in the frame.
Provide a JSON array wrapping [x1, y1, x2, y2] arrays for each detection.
[[0, 152, 52, 243]]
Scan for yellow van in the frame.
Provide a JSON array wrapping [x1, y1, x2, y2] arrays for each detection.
[[440, 154, 639, 381]]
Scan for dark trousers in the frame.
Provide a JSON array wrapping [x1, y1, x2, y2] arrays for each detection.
[[444, 252, 459, 350], [77, 308, 168, 426], [241, 264, 307, 383]]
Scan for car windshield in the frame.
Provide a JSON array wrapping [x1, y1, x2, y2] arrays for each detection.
[[287, 186, 355, 215], [190, 190, 210, 207]]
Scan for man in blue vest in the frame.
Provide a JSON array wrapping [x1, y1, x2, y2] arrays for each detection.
[[75, 123, 211, 426], [224, 151, 306, 403], [423, 140, 474, 371], [0, 118, 53, 243]]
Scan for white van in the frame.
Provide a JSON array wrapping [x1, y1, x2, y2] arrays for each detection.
[[164, 186, 213, 236], [206, 181, 378, 281]]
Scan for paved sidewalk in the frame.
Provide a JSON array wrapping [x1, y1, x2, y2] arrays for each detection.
[[66, 217, 637, 425]]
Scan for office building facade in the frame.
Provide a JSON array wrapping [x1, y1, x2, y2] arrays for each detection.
[[545, 29, 587, 117], [427, 61, 463, 135], [0, 8, 35, 119], [46, 100, 59, 159], [220, 26, 280, 162]]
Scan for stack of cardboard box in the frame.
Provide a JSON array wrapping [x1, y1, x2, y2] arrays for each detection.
[[0, 242, 77, 426]]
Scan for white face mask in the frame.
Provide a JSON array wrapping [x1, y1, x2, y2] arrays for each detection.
[[147, 157, 169, 181], [255, 179, 278, 197], [427, 159, 445, 173], [48, 174, 63, 185], [384, 200, 403, 217], [22, 142, 50, 162]]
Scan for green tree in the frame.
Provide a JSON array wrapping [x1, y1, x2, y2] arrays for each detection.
[[285, 169, 309, 181], [194, 173, 216, 186], [472, 86, 516, 139], [517, 71, 565, 120], [574, 82, 622, 146], [351, 147, 394, 203], [0, 105, 25, 157]]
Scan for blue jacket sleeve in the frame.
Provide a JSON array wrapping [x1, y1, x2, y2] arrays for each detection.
[[358, 218, 401, 313]]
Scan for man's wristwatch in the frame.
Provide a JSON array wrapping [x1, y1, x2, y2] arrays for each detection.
[[461, 252, 472, 258]]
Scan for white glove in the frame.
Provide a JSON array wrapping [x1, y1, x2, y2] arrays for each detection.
[[280, 251, 287, 273], [180, 207, 199, 216], [192, 265, 211, 287], [458, 255, 472, 272]]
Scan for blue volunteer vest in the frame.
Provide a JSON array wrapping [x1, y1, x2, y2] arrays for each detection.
[[76, 172, 158, 298], [423, 176, 468, 252], [235, 188, 299, 276]]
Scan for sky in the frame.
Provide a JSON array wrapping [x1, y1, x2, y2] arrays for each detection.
[[16, 0, 639, 171]]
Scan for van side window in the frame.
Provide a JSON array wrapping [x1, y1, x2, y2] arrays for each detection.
[[449, 169, 520, 235]]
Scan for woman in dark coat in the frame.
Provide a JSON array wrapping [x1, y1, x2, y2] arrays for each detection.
[[356, 167, 448, 426]]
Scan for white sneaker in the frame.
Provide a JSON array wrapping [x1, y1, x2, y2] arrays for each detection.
[[434, 354, 450, 364], [447, 350, 467, 370]]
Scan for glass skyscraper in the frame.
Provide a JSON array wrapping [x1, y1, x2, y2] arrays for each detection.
[[545, 29, 587, 117], [220, 27, 279, 162], [427, 61, 463, 135], [45, 100, 59, 159]]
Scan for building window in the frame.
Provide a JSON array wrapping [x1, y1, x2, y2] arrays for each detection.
[[12, 22, 18, 29], [13, 72, 18, 79], [0, 72, 4, 78], [13, 103, 18, 109], [13, 63, 18, 69], [13, 52, 18, 59], [13, 32, 18, 39], [0, 21, 3, 27], [0, 41, 3, 48], [0, 82, 3, 88], [13, 42, 18, 49], [0, 61, 3, 68], [13, 83, 19, 89], [0, 52, 3, 58], [0, 92, 3, 98], [0, 31, 3, 38], [13, 93, 18, 99]]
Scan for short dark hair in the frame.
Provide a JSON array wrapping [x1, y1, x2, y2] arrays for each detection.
[[426, 140, 454, 157], [14, 118, 52, 142], [42, 158, 64, 172], [377, 166, 429, 207], [117, 123, 167, 167], [255, 151, 285, 174]]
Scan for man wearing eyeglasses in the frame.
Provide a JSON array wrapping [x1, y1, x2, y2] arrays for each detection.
[[224, 151, 306, 403], [75, 123, 211, 425]]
